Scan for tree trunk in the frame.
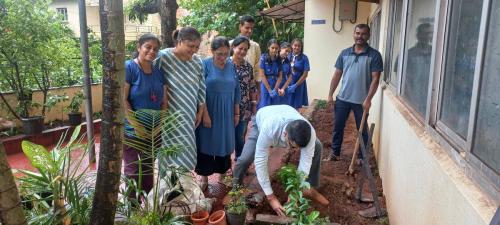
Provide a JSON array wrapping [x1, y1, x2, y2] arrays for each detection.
[[160, 0, 178, 48], [89, 0, 125, 224], [0, 143, 27, 225]]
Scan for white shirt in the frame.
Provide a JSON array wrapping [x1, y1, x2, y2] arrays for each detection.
[[254, 105, 316, 195]]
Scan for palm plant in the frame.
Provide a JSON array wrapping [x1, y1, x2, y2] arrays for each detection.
[[17, 125, 94, 225], [118, 109, 192, 224]]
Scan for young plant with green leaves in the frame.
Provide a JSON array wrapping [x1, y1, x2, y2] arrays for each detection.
[[65, 90, 85, 113], [17, 126, 94, 225], [225, 177, 248, 215], [118, 109, 191, 224], [277, 165, 328, 225]]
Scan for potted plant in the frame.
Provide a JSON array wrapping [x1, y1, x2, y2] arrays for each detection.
[[65, 90, 85, 126], [225, 182, 247, 225]]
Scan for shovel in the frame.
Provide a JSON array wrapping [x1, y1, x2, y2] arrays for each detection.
[[345, 110, 368, 176]]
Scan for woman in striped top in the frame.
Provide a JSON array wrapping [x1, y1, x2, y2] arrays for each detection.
[[155, 27, 206, 173]]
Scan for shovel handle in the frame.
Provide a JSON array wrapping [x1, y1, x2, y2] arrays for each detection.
[[346, 110, 368, 175]]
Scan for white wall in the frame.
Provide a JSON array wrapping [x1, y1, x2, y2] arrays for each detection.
[[304, 0, 499, 224], [371, 88, 497, 225], [304, 0, 373, 101], [49, 0, 80, 36]]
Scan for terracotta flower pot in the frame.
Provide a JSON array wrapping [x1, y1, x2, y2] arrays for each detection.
[[191, 210, 209, 225], [208, 210, 227, 225]]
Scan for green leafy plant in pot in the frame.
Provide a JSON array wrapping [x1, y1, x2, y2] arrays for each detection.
[[225, 176, 248, 225], [65, 90, 85, 126]]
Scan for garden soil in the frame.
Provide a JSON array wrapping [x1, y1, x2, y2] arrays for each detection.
[[256, 102, 388, 225]]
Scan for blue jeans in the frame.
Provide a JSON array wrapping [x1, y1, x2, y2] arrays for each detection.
[[234, 119, 249, 160], [331, 98, 368, 158]]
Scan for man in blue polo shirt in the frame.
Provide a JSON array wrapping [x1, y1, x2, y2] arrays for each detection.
[[326, 24, 383, 161]]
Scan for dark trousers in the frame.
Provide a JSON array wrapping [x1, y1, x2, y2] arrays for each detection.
[[234, 120, 249, 160], [331, 98, 368, 157], [123, 144, 154, 195], [233, 117, 322, 188]]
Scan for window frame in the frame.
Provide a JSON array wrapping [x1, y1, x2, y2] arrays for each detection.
[[383, 0, 404, 92], [56, 8, 68, 22], [397, 0, 441, 124], [386, 0, 500, 201]]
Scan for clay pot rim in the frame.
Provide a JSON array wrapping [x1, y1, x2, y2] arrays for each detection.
[[191, 210, 209, 221], [208, 210, 226, 223]]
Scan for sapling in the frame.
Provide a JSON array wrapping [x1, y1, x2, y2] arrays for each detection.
[[277, 165, 329, 225]]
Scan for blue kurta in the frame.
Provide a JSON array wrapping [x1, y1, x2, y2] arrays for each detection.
[[288, 53, 310, 108], [197, 58, 241, 157], [258, 54, 282, 110], [278, 57, 291, 105], [124, 60, 166, 135]]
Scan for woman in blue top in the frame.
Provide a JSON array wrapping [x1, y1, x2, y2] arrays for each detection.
[[278, 42, 293, 105], [257, 39, 283, 110], [287, 38, 310, 109], [196, 36, 241, 190], [123, 34, 167, 196]]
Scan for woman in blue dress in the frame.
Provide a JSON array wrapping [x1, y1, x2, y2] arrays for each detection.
[[278, 42, 293, 105], [257, 39, 283, 110], [123, 34, 167, 197], [287, 38, 310, 109], [195, 36, 241, 190]]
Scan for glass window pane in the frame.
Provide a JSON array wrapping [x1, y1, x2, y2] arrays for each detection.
[[389, 0, 403, 87], [401, 0, 436, 116], [473, 0, 500, 174], [439, 0, 482, 139]]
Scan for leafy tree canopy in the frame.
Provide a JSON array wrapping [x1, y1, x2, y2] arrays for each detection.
[[178, 0, 304, 51]]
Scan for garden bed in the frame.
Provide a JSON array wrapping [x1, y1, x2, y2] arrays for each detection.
[[255, 101, 389, 225]]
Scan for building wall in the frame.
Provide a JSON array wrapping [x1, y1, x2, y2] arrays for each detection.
[[49, 0, 161, 42], [0, 85, 103, 125], [49, 0, 80, 36], [304, 0, 373, 101], [304, 0, 498, 224]]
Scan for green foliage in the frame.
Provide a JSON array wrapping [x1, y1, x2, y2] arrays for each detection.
[[117, 109, 192, 221], [45, 93, 70, 112], [178, 0, 304, 50], [128, 211, 191, 225], [125, 0, 159, 24], [377, 216, 390, 225], [65, 90, 85, 113], [225, 178, 248, 215], [315, 100, 328, 110], [17, 126, 94, 225], [277, 165, 328, 225], [0, 0, 103, 119]]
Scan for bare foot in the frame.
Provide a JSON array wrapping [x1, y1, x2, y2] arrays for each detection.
[[303, 188, 330, 206]]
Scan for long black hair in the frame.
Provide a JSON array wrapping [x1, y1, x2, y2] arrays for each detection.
[[265, 38, 280, 64], [291, 38, 304, 55], [172, 27, 201, 46], [211, 36, 230, 51]]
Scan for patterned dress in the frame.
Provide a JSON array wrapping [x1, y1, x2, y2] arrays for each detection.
[[233, 58, 256, 122], [155, 48, 206, 172]]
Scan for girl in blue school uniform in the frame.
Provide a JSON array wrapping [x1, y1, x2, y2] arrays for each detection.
[[278, 42, 293, 105], [287, 38, 310, 109], [257, 39, 283, 110]]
